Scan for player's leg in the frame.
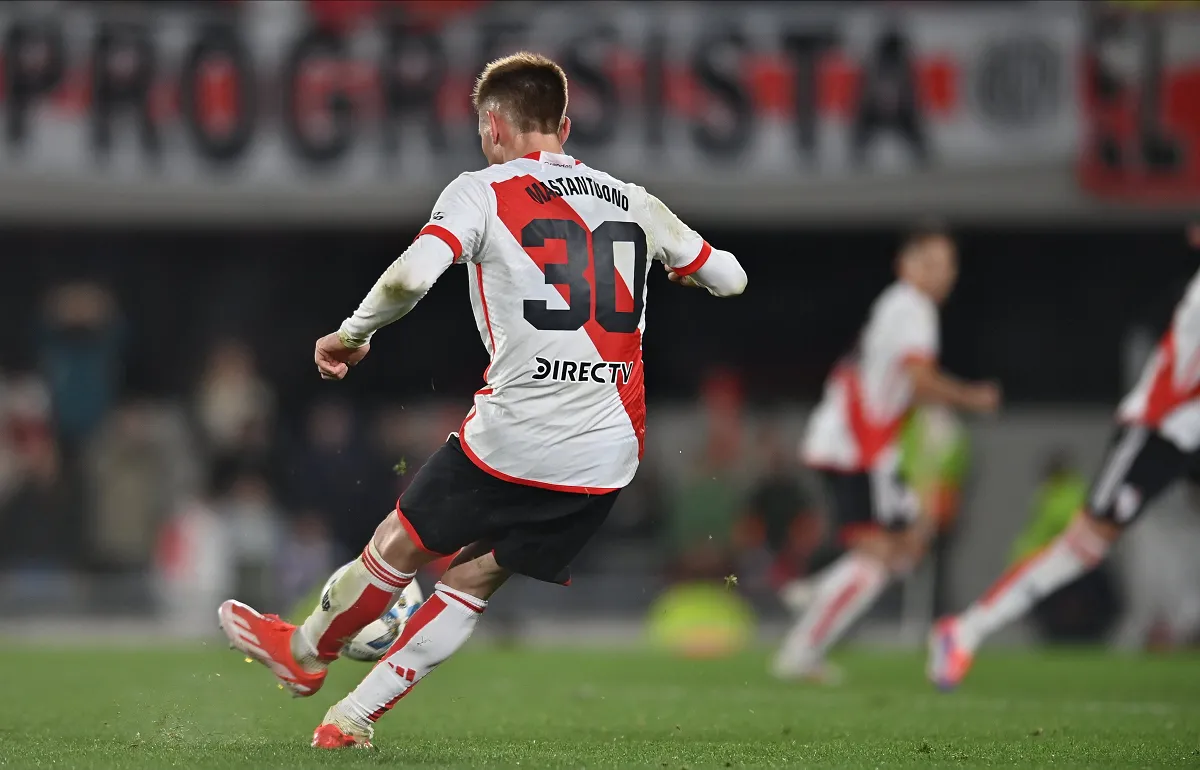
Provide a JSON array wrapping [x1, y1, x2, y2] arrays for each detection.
[[220, 442, 461, 695], [219, 507, 442, 695], [313, 469, 619, 748], [773, 468, 920, 681], [929, 426, 1189, 690], [293, 510, 440, 662], [314, 544, 507, 748]]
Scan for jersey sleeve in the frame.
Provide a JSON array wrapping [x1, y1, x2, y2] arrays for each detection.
[[337, 236, 455, 346], [894, 296, 940, 365], [417, 173, 491, 264], [630, 185, 712, 275]]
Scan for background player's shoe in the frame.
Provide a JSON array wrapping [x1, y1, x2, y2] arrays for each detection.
[[778, 578, 817, 614], [218, 599, 326, 697], [770, 657, 844, 686], [312, 706, 373, 749], [927, 616, 974, 691]]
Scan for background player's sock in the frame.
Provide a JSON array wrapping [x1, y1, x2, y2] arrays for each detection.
[[335, 583, 486, 727], [293, 541, 415, 667], [774, 552, 888, 672], [955, 517, 1110, 650]]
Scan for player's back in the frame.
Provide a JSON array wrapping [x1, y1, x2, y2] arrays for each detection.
[[433, 150, 712, 494], [803, 281, 939, 471], [1118, 267, 1200, 446]]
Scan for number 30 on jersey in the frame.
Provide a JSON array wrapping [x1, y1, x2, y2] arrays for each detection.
[[521, 219, 647, 334]]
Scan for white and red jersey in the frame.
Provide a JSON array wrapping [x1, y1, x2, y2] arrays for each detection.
[[417, 151, 714, 493], [803, 281, 939, 472], [1118, 269, 1200, 452]]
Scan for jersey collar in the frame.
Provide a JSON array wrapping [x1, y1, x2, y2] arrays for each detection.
[[522, 151, 583, 167]]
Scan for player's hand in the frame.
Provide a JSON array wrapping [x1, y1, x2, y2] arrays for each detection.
[[1188, 223, 1200, 249], [965, 381, 1002, 414], [665, 263, 700, 289], [315, 332, 370, 380]]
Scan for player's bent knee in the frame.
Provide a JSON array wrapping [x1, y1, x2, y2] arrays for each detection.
[[898, 526, 931, 562], [440, 551, 511, 602], [852, 528, 922, 574], [851, 529, 894, 563], [1075, 511, 1122, 544], [372, 511, 438, 572]]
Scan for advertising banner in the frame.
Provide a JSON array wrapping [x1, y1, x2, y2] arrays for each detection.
[[1079, 5, 1200, 202], [0, 2, 1090, 222]]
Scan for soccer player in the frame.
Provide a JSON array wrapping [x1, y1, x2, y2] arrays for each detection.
[[773, 226, 1000, 682], [217, 52, 747, 749], [929, 226, 1200, 690]]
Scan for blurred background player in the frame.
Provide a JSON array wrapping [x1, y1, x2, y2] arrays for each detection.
[[899, 404, 970, 618], [217, 52, 746, 748], [1011, 449, 1120, 645], [928, 226, 1200, 690], [773, 225, 1000, 682]]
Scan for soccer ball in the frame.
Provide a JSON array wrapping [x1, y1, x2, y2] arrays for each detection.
[[321, 562, 425, 662]]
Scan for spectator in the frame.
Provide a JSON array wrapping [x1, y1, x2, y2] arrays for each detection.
[[85, 402, 183, 573], [372, 405, 422, 502], [154, 494, 233, 637], [575, 462, 668, 575], [667, 434, 742, 582], [38, 282, 125, 456], [278, 513, 337, 616], [735, 426, 823, 592], [0, 371, 21, 509], [0, 375, 79, 570], [602, 463, 668, 542], [215, 470, 282, 611], [285, 399, 386, 559], [195, 339, 276, 472]]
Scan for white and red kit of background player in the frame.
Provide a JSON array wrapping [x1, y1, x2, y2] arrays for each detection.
[[1117, 268, 1200, 452], [352, 150, 740, 493], [929, 268, 1200, 690], [803, 281, 939, 483], [772, 282, 938, 679]]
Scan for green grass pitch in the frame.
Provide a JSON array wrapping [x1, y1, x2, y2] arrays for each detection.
[[0, 645, 1196, 768]]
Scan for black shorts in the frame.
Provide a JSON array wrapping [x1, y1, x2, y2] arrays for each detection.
[[396, 436, 620, 584], [1086, 425, 1195, 525], [820, 465, 920, 545]]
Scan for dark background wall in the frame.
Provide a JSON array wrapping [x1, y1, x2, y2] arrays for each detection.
[[2, 224, 1193, 410]]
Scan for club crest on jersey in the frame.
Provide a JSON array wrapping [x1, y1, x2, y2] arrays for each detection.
[[533, 357, 634, 385]]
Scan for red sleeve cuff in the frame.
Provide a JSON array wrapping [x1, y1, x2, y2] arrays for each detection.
[[673, 241, 712, 278], [417, 224, 464, 262]]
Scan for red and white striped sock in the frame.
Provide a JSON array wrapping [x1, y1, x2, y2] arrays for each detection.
[[776, 552, 889, 670], [336, 582, 486, 726], [956, 516, 1109, 650], [293, 541, 415, 667]]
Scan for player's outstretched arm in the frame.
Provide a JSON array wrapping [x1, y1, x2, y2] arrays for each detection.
[[314, 173, 487, 381], [313, 236, 454, 380], [905, 359, 1001, 414], [665, 249, 747, 297], [636, 188, 746, 297]]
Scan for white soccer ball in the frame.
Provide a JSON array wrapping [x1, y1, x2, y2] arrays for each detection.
[[321, 562, 425, 662]]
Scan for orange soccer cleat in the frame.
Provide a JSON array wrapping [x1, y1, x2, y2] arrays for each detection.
[[218, 599, 327, 697], [927, 616, 975, 691], [312, 708, 374, 749]]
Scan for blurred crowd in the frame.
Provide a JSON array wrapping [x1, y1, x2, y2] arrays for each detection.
[[4, 280, 1199, 652], [0, 282, 833, 627]]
